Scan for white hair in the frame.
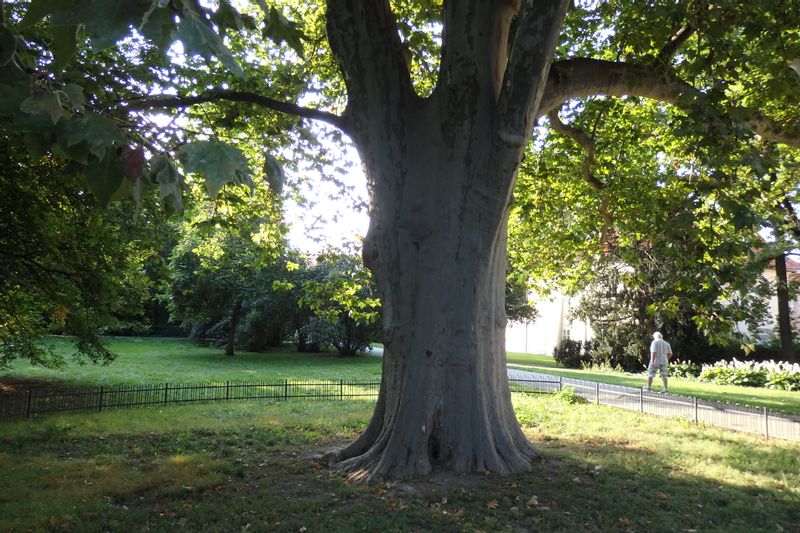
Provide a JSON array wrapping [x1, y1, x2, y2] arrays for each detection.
[[653, 332, 663, 340]]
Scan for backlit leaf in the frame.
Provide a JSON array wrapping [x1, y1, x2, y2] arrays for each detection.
[[20, 92, 65, 124], [175, 9, 243, 76], [179, 141, 252, 198]]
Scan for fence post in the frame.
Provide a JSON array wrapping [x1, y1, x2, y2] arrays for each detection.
[[284, 379, 288, 401], [764, 407, 769, 439], [595, 382, 600, 405], [98, 386, 104, 412], [639, 387, 643, 413], [26, 388, 33, 418], [226, 381, 230, 401], [163, 383, 169, 406], [340, 379, 344, 400], [694, 397, 699, 424], [559, 376, 563, 392]]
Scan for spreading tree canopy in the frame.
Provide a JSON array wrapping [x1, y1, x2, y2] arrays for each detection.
[[2, 0, 800, 479]]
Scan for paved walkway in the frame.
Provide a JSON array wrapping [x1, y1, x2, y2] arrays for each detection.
[[507, 366, 800, 442], [362, 347, 799, 441]]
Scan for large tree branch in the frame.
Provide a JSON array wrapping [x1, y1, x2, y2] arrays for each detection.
[[495, 0, 570, 149], [326, 0, 414, 117], [120, 90, 347, 131], [657, 24, 695, 64], [539, 58, 800, 148]]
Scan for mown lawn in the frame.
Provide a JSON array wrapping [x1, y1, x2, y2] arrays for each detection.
[[508, 351, 800, 416], [3, 338, 799, 416], [1, 393, 797, 532], [2, 336, 382, 387]]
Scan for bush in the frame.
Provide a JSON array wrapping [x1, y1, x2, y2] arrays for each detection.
[[553, 339, 591, 368], [553, 386, 587, 404], [698, 359, 800, 390], [669, 360, 702, 379]]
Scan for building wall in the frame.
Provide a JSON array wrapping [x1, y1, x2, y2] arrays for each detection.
[[510, 262, 800, 355], [506, 293, 593, 355]]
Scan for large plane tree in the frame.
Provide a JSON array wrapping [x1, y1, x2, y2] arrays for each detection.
[[2, 0, 800, 479]]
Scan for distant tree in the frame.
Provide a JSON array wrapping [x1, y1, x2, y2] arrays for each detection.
[[298, 251, 381, 355], [0, 134, 162, 368], [165, 182, 285, 356]]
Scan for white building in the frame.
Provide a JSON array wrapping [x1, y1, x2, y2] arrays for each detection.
[[507, 257, 800, 355], [505, 292, 593, 355]]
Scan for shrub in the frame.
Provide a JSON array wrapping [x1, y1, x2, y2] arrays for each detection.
[[698, 359, 800, 390], [553, 339, 590, 368], [670, 360, 702, 379], [766, 367, 800, 391], [553, 386, 587, 404]]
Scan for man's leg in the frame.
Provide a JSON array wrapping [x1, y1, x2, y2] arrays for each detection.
[[661, 366, 669, 392]]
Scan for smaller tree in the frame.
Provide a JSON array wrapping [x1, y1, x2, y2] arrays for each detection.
[[165, 181, 285, 356], [297, 251, 381, 356], [0, 134, 162, 369]]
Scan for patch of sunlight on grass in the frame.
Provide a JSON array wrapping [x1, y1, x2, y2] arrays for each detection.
[[0, 452, 226, 531]]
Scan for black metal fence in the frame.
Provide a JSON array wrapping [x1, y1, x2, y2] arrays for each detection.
[[509, 369, 800, 442], [0, 378, 558, 421], [0, 379, 384, 421], [4, 374, 796, 443]]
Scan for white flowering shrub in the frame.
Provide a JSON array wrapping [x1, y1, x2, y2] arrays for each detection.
[[698, 359, 800, 391]]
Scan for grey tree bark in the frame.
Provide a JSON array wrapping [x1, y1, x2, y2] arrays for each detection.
[[322, 0, 570, 480]]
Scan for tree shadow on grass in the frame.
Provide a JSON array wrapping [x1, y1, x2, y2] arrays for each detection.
[[1, 416, 799, 532]]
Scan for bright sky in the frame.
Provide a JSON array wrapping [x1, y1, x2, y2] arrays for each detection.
[[283, 140, 370, 255]]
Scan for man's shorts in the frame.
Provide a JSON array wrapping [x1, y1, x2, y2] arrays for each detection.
[[647, 362, 668, 378]]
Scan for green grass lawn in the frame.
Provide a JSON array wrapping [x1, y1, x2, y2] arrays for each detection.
[[3, 338, 799, 416], [1, 393, 797, 532], [508, 351, 800, 416], [3, 336, 382, 387]]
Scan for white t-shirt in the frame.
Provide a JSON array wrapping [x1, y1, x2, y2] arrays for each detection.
[[650, 339, 672, 365]]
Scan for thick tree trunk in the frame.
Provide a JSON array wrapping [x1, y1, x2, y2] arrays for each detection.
[[774, 254, 797, 363], [326, 103, 535, 480], [323, 0, 570, 480]]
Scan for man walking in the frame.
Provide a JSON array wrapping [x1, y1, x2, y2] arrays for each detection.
[[645, 332, 672, 394]]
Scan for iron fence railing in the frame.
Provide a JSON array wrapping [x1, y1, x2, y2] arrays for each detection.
[[508, 370, 800, 442], [0, 379, 382, 421], [2, 373, 798, 442]]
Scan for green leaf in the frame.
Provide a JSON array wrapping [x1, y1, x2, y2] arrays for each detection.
[[262, 7, 306, 58], [53, 138, 90, 164], [84, 153, 125, 208], [60, 115, 125, 159], [50, 25, 78, 68], [79, 0, 150, 49], [151, 154, 184, 213], [18, 0, 59, 28], [263, 153, 285, 195], [23, 132, 50, 160], [175, 9, 243, 77], [139, 6, 178, 50], [0, 25, 17, 66], [61, 84, 85, 109], [179, 141, 252, 198], [20, 92, 65, 125]]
